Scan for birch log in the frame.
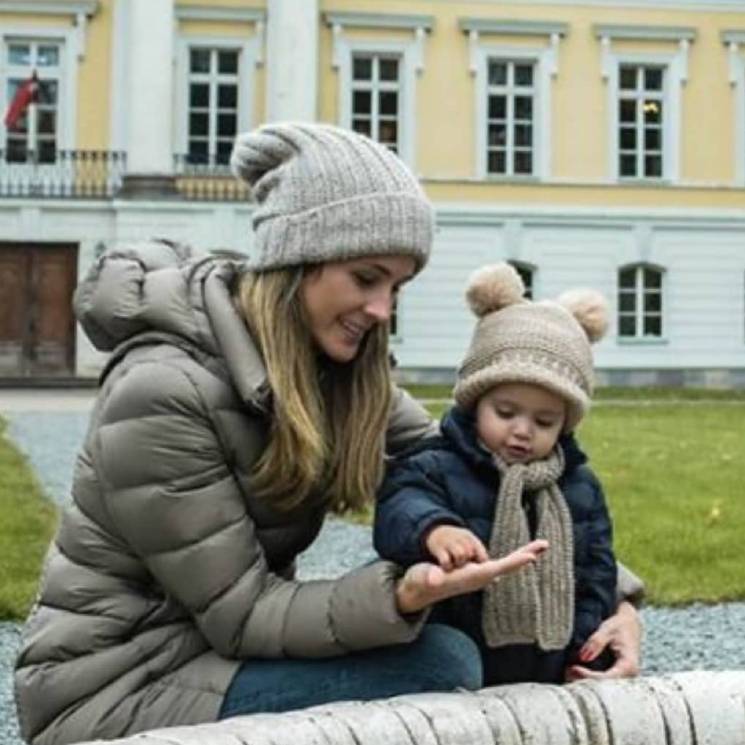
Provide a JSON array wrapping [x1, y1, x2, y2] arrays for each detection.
[[77, 671, 745, 745]]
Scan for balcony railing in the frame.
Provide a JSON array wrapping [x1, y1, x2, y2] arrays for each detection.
[[0, 151, 251, 202], [0, 149, 127, 198], [173, 154, 250, 202]]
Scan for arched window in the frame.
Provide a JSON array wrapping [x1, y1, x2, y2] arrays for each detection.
[[617, 264, 664, 338], [508, 260, 535, 299]]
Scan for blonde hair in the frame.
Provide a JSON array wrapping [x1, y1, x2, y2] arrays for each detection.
[[237, 267, 393, 513]]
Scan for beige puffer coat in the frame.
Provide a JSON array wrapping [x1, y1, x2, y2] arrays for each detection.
[[14, 241, 436, 745]]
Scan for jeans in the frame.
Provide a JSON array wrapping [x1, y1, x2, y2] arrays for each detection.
[[218, 623, 482, 719]]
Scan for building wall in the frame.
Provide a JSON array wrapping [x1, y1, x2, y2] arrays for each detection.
[[0, 0, 744, 383]]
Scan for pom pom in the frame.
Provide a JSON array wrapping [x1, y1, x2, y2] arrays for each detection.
[[465, 263, 525, 317], [557, 289, 609, 343], [230, 128, 295, 188]]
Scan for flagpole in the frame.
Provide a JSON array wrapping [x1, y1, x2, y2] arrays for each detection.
[[28, 69, 38, 165]]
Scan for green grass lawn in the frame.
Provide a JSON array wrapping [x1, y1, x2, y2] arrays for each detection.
[[0, 422, 58, 620], [1, 393, 743, 616], [392, 388, 745, 606]]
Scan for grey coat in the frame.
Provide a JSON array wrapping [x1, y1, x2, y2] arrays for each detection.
[[14, 241, 436, 745]]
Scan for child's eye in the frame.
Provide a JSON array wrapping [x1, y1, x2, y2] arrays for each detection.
[[536, 418, 558, 428], [496, 408, 514, 419]]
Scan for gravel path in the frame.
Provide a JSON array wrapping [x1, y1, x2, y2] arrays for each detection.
[[1, 400, 743, 744]]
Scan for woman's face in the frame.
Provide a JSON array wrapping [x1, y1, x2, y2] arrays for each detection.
[[299, 254, 417, 363]]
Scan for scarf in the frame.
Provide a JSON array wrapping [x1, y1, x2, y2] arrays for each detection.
[[482, 446, 574, 651]]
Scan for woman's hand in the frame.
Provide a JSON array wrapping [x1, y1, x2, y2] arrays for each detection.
[[425, 525, 489, 570], [565, 601, 642, 681], [395, 539, 548, 615]]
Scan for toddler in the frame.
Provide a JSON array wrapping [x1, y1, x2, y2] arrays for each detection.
[[375, 263, 617, 684]]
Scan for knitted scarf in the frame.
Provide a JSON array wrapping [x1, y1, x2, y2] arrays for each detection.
[[482, 446, 574, 651]]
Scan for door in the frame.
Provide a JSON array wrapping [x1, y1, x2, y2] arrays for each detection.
[[0, 242, 78, 377]]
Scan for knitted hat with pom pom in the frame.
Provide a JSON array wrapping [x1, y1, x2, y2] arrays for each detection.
[[453, 263, 608, 432], [230, 122, 434, 272]]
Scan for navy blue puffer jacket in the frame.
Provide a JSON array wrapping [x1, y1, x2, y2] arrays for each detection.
[[374, 406, 617, 684]]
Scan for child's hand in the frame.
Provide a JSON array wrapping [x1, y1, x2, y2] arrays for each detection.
[[395, 539, 549, 614], [425, 525, 489, 570]]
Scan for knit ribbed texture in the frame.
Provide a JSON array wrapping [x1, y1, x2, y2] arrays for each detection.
[[482, 447, 575, 651], [454, 301, 595, 432], [230, 122, 434, 271]]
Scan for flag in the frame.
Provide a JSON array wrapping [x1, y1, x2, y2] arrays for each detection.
[[4, 71, 39, 131]]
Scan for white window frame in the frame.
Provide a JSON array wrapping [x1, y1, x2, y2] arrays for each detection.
[[616, 63, 666, 180], [0, 25, 78, 153], [461, 20, 566, 181], [596, 25, 695, 184], [348, 52, 403, 154], [175, 37, 259, 169], [723, 31, 745, 187], [617, 263, 666, 342], [326, 13, 433, 169]]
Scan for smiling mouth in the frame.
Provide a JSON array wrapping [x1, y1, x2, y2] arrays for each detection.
[[340, 320, 368, 343]]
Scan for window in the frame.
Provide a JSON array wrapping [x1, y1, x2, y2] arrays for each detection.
[[463, 19, 566, 181], [617, 65, 665, 179], [4, 40, 62, 164], [508, 260, 535, 298], [722, 32, 745, 186], [618, 265, 664, 339], [350, 54, 400, 153], [595, 24, 694, 183], [326, 12, 433, 167], [486, 60, 536, 176], [186, 48, 239, 166], [389, 299, 399, 337]]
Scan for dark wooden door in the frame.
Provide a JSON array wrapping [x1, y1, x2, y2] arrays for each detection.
[[0, 242, 78, 377]]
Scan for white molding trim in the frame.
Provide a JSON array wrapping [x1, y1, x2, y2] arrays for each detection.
[[0, 24, 78, 149], [462, 19, 566, 77], [325, 12, 433, 75], [594, 24, 696, 43], [332, 38, 418, 167], [175, 5, 265, 23], [175, 34, 261, 159], [459, 18, 568, 38], [0, 1, 98, 15], [722, 31, 745, 186], [471, 42, 558, 180], [433, 202, 745, 226], [324, 12, 434, 33]]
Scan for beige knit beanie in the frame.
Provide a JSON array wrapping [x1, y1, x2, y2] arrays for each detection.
[[230, 122, 434, 272], [453, 263, 608, 432]]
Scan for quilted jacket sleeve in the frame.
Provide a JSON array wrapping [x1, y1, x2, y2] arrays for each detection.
[[95, 359, 424, 660], [571, 466, 618, 653], [374, 452, 466, 566]]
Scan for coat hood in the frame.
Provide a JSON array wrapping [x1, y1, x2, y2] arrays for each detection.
[[74, 240, 270, 408]]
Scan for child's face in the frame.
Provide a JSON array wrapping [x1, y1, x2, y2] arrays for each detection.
[[475, 382, 566, 464]]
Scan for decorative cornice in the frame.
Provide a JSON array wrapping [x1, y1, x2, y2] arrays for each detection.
[[594, 24, 697, 42], [175, 5, 265, 23], [0, 0, 98, 15], [323, 12, 434, 33], [459, 18, 568, 38]]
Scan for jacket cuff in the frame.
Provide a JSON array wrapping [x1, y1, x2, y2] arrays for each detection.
[[329, 561, 429, 650]]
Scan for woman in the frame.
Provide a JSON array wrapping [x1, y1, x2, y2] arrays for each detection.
[[14, 123, 640, 745]]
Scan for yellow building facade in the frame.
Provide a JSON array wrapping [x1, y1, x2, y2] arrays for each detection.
[[0, 0, 744, 383]]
